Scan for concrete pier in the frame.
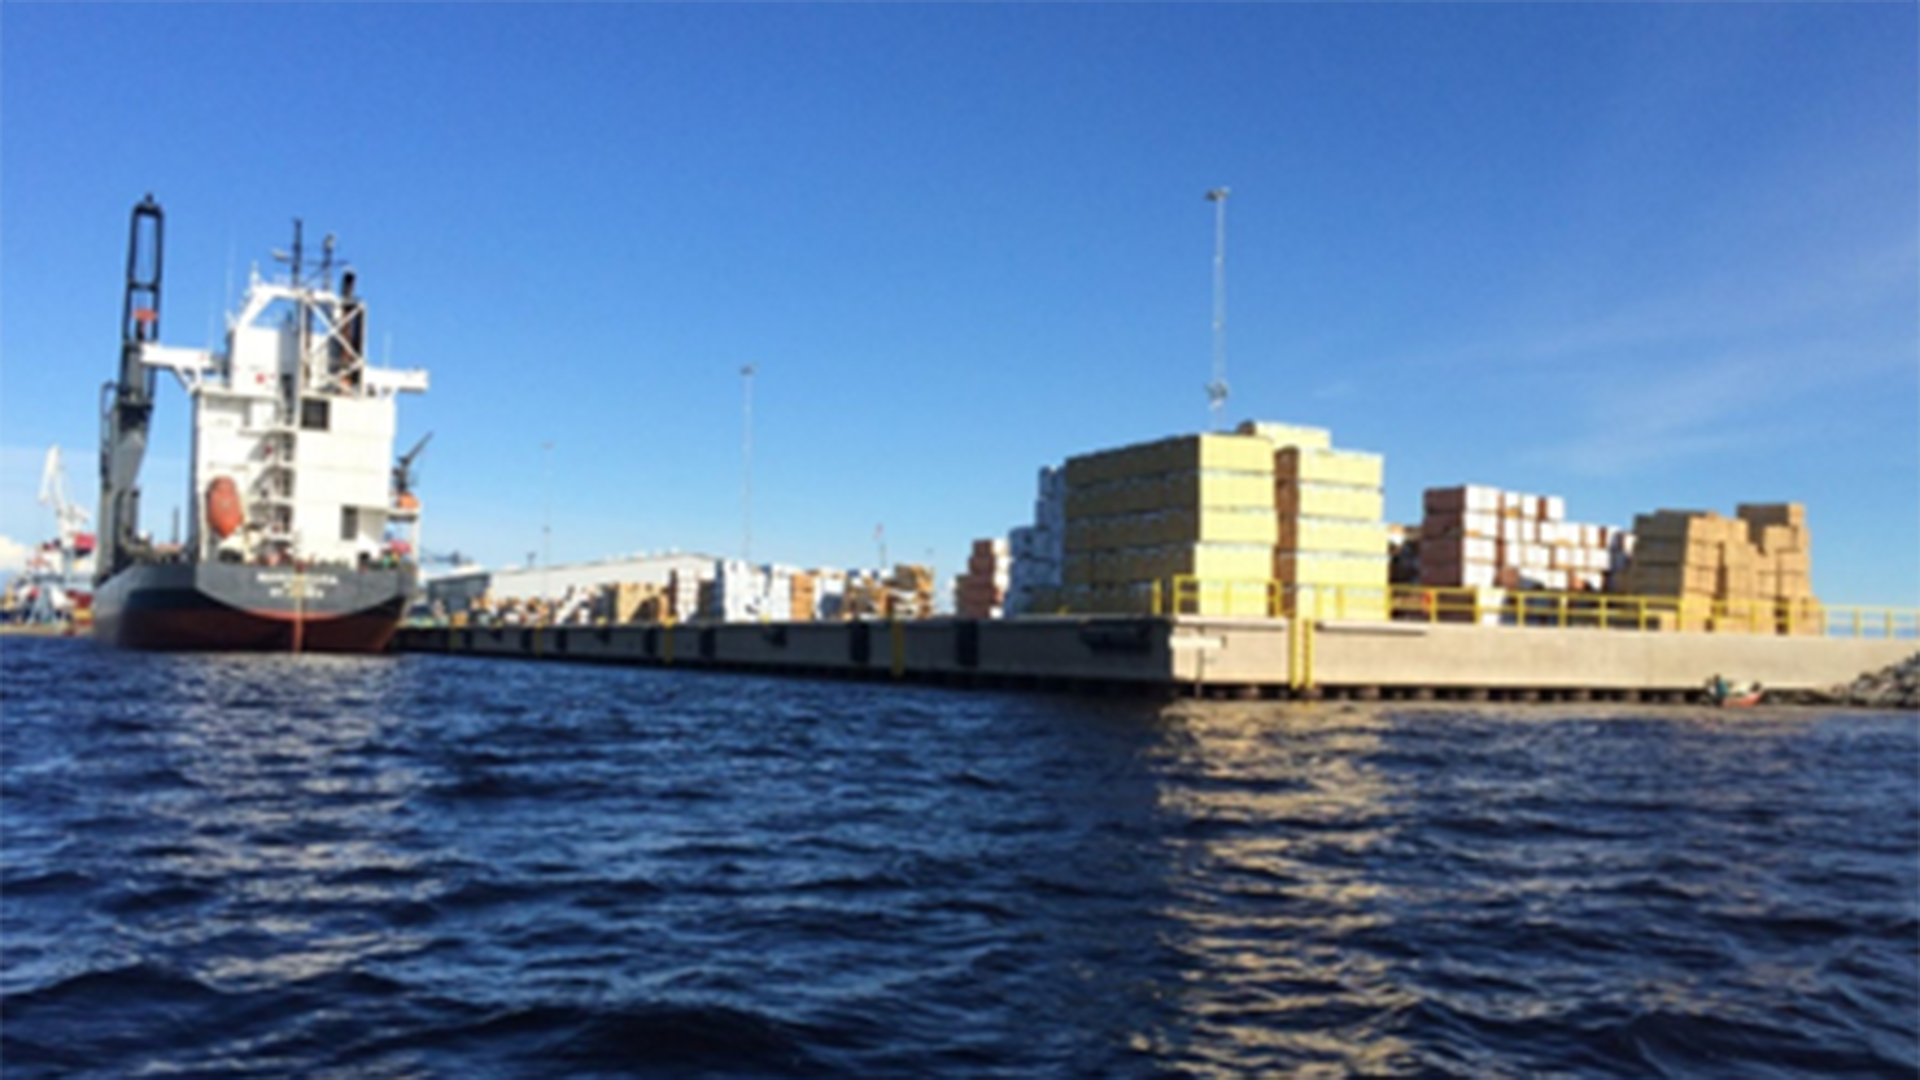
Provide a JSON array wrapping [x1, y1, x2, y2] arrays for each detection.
[[394, 616, 1915, 703]]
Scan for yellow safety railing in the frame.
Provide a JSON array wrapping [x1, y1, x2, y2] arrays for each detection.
[[1288, 611, 1314, 692], [1385, 586, 1918, 638], [1151, 576, 1919, 639], [1159, 576, 1281, 619]]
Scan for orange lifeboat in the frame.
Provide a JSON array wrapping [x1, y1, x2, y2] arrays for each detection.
[[206, 475, 244, 539]]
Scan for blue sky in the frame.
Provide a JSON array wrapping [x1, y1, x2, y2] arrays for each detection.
[[3, 4, 1915, 605]]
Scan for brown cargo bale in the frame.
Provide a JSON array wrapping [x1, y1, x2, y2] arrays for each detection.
[[1717, 564, 1759, 598], [1633, 511, 1712, 540], [1752, 523, 1798, 554], [1623, 563, 1717, 596], [1736, 502, 1807, 532], [1719, 540, 1759, 570], [1632, 536, 1719, 567]]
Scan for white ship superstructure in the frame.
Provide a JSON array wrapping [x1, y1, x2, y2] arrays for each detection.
[[140, 235, 428, 567]]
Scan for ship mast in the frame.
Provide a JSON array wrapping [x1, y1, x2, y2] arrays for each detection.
[[275, 219, 307, 415]]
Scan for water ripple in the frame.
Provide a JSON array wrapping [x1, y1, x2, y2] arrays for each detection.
[[1, 638, 1914, 1078]]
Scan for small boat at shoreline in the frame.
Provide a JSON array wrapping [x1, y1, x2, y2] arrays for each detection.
[[1706, 675, 1764, 707]]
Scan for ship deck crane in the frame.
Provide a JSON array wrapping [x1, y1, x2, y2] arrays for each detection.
[[99, 195, 165, 582]]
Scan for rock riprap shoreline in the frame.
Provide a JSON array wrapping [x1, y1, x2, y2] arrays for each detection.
[[1815, 652, 1920, 710]]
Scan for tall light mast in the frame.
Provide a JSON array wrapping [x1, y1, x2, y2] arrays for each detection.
[[742, 363, 756, 564], [541, 440, 554, 609], [1205, 187, 1231, 431]]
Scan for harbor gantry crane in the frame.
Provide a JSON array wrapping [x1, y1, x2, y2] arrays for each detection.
[[22, 445, 94, 623], [40, 445, 91, 555]]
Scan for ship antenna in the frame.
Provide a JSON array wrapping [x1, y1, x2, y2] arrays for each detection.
[[274, 218, 305, 287], [272, 219, 308, 404]]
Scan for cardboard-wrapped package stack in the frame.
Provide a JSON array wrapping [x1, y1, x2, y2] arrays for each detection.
[[1619, 504, 1818, 634]]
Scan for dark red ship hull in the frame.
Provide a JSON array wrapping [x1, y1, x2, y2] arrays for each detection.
[[93, 562, 413, 653]]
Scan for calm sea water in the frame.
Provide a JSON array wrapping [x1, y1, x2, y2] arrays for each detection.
[[3, 635, 1915, 1078]]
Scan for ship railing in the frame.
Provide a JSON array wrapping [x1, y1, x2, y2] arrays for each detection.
[[1150, 577, 1917, 640]]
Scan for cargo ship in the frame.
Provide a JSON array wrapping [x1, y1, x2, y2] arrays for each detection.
[[94, 196, 429, 652]]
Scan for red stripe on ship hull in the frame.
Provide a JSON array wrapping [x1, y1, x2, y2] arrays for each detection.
[[106, 605, 403, 653]]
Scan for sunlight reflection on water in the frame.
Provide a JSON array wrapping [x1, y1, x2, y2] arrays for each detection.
[[1145, 702, 1416, 1076]]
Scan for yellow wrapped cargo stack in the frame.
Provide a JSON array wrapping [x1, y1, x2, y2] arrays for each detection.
[[1057, 422, 1391, 619], [1273, 443, 1389, 621], [1234, 420, 1333, 451], [1063, 431, 1279, 615]]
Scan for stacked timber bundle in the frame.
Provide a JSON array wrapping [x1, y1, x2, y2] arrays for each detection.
[[831, 566, 934, 620], [1418, 485, 1620, 593], [665, 569, 703, 622], [1388, 523, 1421, 585], [637, 592, 675, 623], [1619, 511, 1748, 631], [885, 564, 936, 619], [1006, 467, 1065, 616], [600, 582, 676, 624], [1061, 430, 1279, 616], [702, 560, 794, 622], [813, 569, 849, 620], [1048, 420, 1391, 619], [1272, 435, 1388, 620], [604, 581, 670, 624], [1740, 503, 1820, 634], [1418, 485, 1502, 589], [839, 571, 886, 620], [956, 538, 1009, 619], [1617, 504, 1818, 634], [789, 571, 817, 622]]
